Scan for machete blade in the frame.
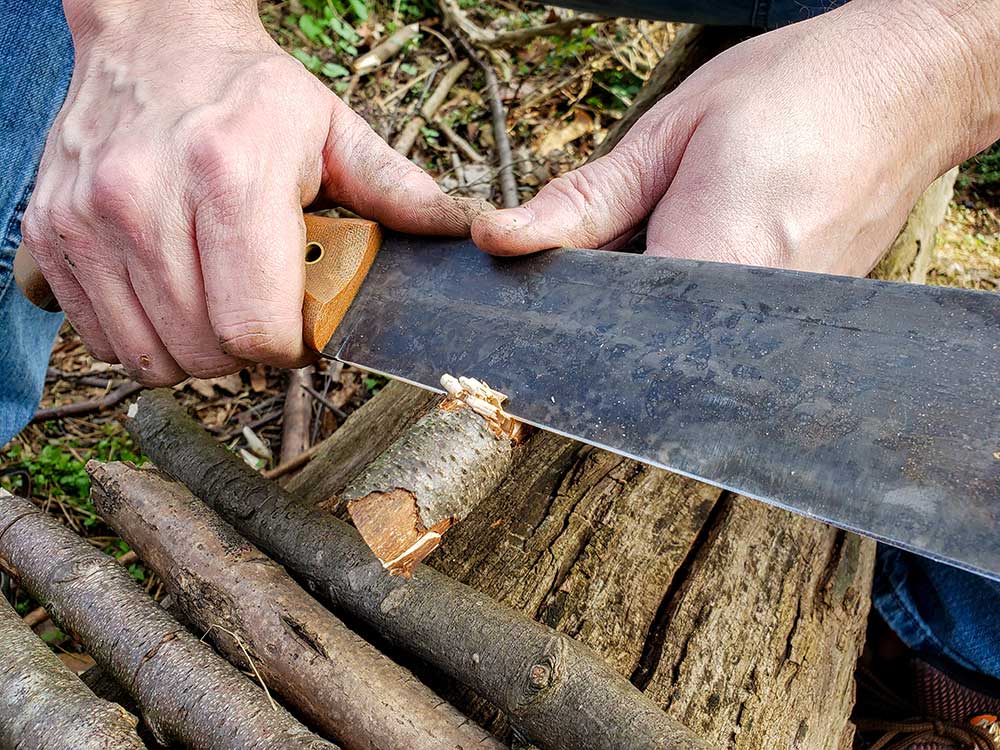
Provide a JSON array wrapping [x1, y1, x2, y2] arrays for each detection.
[[324, 233, 1000, 580]]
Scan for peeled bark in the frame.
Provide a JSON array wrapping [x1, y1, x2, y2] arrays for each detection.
[[0, 489, 336, 750], [127, 390, 712, 750], [346, 378, 523, 575], [0, 592, 146, 750], [90, 460, 504, 750]]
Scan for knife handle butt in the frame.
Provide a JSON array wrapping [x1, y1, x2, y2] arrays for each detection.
[[302, 215, 382, 352], [13, 246, 60, 312], [13, 214, 383, 353]]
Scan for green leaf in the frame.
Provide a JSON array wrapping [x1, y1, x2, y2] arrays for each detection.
[[292, 49, 323, 73], [298, 13, 328, 44], [348, 0, 369, 21], [399, 62, 418, 76], [327, 16, 360, 43], [321, 62, 350, 79]]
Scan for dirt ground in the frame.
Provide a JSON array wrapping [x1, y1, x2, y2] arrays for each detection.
[[1, 1, 997, 670]]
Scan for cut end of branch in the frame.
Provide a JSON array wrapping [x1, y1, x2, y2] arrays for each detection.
[[439, 373, 527, 442], [348, 488, 453, 577]]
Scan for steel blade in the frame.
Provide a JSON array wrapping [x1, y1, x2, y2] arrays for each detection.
[[325, 233, 1000, 580]]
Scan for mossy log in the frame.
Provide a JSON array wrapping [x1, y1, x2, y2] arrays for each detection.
[[127, 390, 713, 750], [0, 590, 146, 750], [89, 460, 504, 750], [0, 489, 336, 750]]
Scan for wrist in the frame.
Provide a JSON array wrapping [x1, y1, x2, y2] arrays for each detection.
[[838, 0, 1000, 173], [63, 0, 264, 49]]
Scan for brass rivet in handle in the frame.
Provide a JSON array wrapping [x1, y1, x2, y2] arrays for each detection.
[[304, 242, 324, 264]]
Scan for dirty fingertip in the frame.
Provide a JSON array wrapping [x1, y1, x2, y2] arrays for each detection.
[[471, 206, 539, 255]]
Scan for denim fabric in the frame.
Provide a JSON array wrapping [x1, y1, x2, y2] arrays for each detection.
[[0, 0, 72, 446], [555, 0, 849, 29], [874, 547, 1000, 681]]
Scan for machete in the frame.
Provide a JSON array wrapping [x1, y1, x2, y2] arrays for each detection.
[[15, 215, 1000, 580]]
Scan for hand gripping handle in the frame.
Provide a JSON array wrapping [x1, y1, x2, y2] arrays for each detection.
[[13, 214, 382, 353]]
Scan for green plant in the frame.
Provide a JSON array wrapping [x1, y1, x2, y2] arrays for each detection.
[[962, 140, 1000, 199], [1, 431, 145, 528]]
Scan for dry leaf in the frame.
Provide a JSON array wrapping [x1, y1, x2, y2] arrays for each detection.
[[536, 110, 594, 156]]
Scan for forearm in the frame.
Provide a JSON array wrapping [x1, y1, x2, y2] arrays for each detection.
[[837, 0, 1000, 175]]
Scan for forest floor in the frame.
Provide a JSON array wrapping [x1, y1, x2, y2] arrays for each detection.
[[1, 0, 997, 670]]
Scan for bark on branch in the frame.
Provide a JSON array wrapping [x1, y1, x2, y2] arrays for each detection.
[[347, 376, 524, 575], [0, 592, 146, 750], [0, 489, 336, 750], [90, 460, 504, 750], [127, 390, 712, 750]]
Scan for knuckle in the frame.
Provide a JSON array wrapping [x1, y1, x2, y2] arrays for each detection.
[[19, 205, 50, 251], [173, 349, 244, 380], [214, 313, 298, 363], [548, 169, 601, 215], [89, 154, 147, 230]]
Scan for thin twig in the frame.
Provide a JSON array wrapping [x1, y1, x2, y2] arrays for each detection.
[[262, 442, 324, 481], [301, 383, 348, 420], [32, 381, 143, 423], [201, 624, 278, 711], [455, 35, 518, 207]]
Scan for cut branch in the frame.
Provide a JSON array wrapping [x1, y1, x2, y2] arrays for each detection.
[[346, 375, 525, 575], [353, 23, 419, 73], [127, 390, 711, 750], [0, 489, 336, 750], [440, 0, 603, 48], [90, 461, 504, 750], [0, 593, 146, 750], [394, 59, 470, 157]]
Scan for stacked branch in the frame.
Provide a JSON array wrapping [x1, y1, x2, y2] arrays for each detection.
[[0, 592, 146, 750], [127, 390, 712, 750], [0, 489, 336, 750], [89, 461, 504, 750]]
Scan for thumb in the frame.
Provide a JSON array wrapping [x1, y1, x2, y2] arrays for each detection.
[[321, 95, 488, 236], [472, 109, 697, 255]]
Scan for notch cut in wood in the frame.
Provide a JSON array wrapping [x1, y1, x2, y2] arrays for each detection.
[[346, 374, 527, 577]]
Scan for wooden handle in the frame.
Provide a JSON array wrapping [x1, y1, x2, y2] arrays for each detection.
[[13, 215, 382, 352], [13, 246, 60, 312], [301, 215, 382, 352]]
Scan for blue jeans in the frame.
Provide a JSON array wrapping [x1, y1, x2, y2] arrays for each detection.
[[1, 0, 71, 446], [3, 0, 999, 686]]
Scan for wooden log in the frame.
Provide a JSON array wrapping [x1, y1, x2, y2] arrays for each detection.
[[0, 592, 146, 750], [0, 489, 337, 750], [90, 460, 505, 750], [346, 376, 525, 575], [126, 390, 713, 750], [425, 444, 874, 750]]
